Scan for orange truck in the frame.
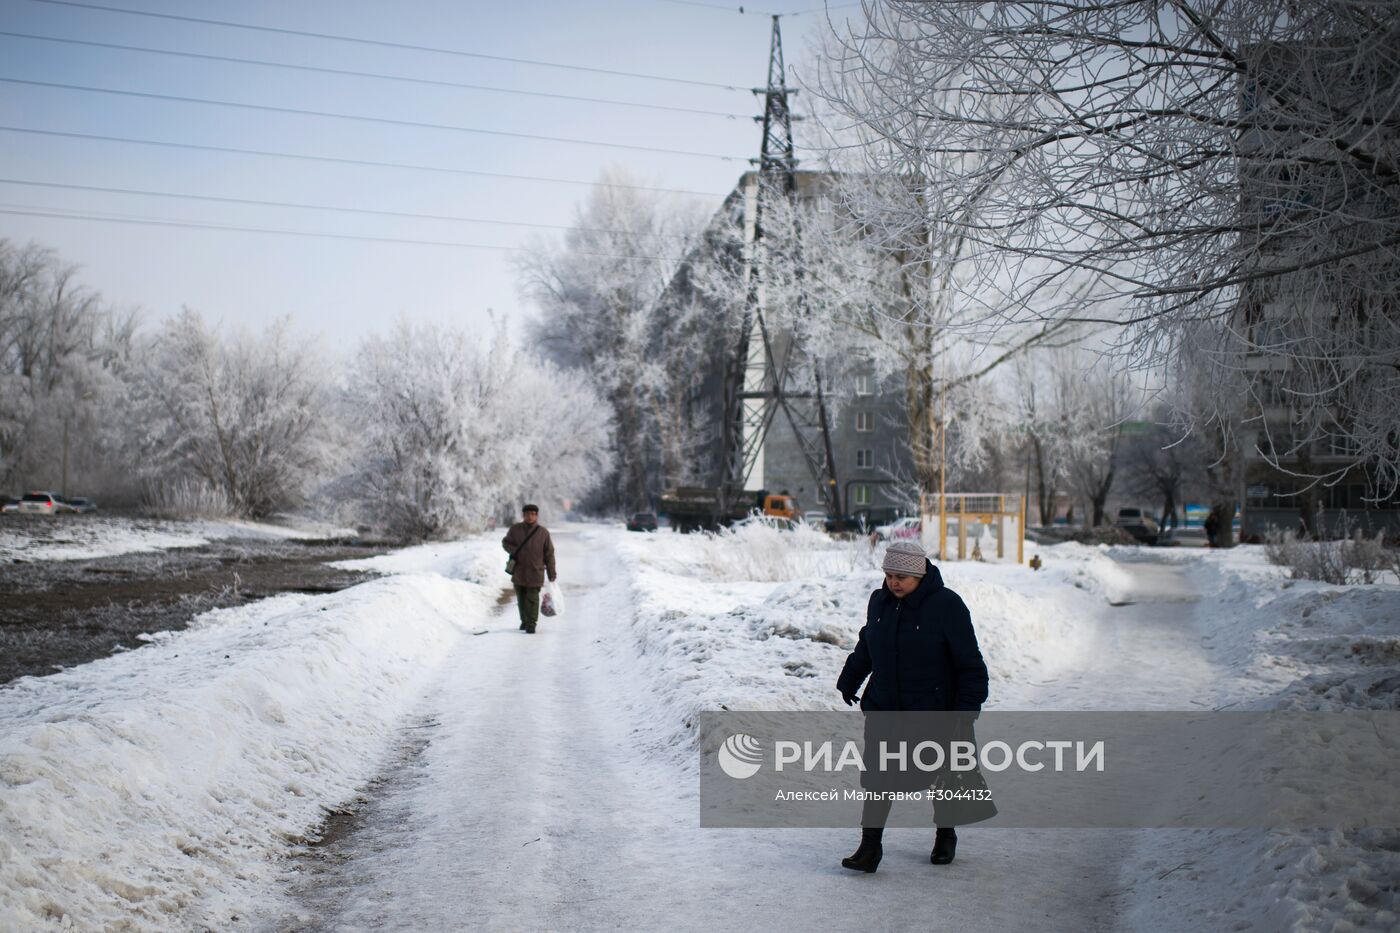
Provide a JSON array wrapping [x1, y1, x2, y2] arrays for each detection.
[[760, 493, 801, 521]]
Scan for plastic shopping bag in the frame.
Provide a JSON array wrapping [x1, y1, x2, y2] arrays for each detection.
[[540, 580, 565, 618]]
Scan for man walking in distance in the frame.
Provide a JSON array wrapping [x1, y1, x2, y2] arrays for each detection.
[[502, 504, 557, 634]]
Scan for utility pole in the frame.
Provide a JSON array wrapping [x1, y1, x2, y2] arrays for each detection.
[[716, 15, 842, 518]]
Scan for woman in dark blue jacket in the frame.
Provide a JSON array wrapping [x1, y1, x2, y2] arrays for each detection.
[[836, 540, 990, 873]]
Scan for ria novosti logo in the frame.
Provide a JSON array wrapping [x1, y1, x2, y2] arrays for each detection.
[[716, 733, 1106, 778], [717, 733, 764, 779]]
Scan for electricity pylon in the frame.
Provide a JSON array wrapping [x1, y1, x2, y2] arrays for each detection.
[[717, 15, 842, 517]]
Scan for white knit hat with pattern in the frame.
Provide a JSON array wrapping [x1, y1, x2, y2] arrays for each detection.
[[882, 540, 927, 576]]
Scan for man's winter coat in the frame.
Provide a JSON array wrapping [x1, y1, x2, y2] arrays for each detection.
[[836, 561, 988, 712], [501, 521, 556, 589]]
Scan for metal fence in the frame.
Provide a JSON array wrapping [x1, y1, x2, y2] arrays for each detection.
[[920, 493, 1027, 564]]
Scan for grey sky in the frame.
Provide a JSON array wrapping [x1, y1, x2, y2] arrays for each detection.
[[0, 0, 849, 353]]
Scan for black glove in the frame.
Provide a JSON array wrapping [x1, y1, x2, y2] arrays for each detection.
[[841, 692, 858, 707]]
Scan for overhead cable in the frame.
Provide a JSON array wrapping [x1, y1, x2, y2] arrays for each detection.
[[0, 126, 730, 198], [0, 77, 746, 162], [0, 31, 750, 119], [0, 177, 701, 239], [0, 204, 719, 262], [23, 0, 747, 91]]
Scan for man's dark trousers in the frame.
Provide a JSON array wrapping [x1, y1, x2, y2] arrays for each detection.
[[515, 585, 541, 632]]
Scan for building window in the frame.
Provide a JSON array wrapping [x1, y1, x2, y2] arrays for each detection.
[[1325, 484, 1369, 510], [855, 448, 874, 469], [1326, 433, 1360, 457], [855, 373, 873, 396], [855, 411, 873, 432], [853, 483, 872, 506]]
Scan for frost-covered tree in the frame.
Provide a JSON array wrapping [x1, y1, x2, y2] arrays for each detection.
[[342, 319, 612, 538], [508, 361, 617, 515], [0, 239, 136, 497], [127, 310, 333, 518], [519, 166, 710, 510], [814, 0, 1400, 495], [1060, 360, 1135, 528], [695, 171, 1091, 500], [1009, 355, 1073, 527], [1122, 407, 1193, 533]]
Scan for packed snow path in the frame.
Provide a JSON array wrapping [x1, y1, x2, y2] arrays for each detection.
[[275, 534, 1223, 932], [997, 556, 1228, 710]]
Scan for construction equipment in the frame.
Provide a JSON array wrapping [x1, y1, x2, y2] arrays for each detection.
[[659, 487, 801, 533]]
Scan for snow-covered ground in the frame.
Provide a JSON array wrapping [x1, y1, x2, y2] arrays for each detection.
[[0, 538, 502, 930], [0, 515, 358, 563], [2, 522, 1395, 929], [609, 527, 1399, 931]]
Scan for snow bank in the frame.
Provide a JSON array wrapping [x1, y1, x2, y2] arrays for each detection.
[[0, 515, 357, 563], [638, 521, 876, 582], [611, 528, 1099, 765], [1026, 541, 1139, 603], [332, 534, 512, 584], [0, 571, 494, 930], [616, 529, 1400, 930], [1111, 545, 1400, 932]]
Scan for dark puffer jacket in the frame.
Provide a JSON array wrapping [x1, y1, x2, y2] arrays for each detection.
[[836, 561, 989, 712]]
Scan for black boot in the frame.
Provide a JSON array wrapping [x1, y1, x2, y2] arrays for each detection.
[[931, 827, 957, 865], [841, 828, 883, 873]]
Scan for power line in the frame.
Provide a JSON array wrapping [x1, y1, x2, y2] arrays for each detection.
[[791, 2, 864, 14], [655, 0, 783, 14], [0, 30, 751, 120], [0, 77, 746, 162], [652, 0, 862, 15], [22, 0, 747, 92], [0, 177, 701, 240], [0, 126, 730, 198], [0, 203, 716, 263]]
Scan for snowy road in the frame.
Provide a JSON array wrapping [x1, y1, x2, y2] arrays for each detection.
[[270, 534, 1230, 933]]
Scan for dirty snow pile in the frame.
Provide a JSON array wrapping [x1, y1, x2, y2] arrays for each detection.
[[0, 515, 357, 563], [0, 553, 498, 930]]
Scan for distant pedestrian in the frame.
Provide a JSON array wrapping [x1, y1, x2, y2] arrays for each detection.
[[836, 540, 991, 873], [1204, 507, 1221, 548], [501, 504, 557, 634]]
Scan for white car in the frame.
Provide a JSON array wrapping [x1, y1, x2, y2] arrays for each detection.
[[873, 516, 922, 541], [17, 491, 62, 515]]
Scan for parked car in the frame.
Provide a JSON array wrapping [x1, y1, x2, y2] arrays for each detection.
[[626, 511, 659, 532], [1, 496, 19, 513], [1115, 507, 1161, 545], [873, 516, 922, 542], [60, 496, 98, 513], [17, 491, 61, 515]]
